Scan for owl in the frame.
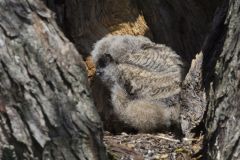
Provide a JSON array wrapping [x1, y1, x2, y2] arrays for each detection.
[[91, 35, 187, 133]]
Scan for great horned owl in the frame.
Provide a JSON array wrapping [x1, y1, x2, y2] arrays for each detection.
[[91, 35, 187, 133]]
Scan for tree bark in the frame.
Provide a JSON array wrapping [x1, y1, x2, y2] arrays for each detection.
[[180, 52, 206, 137], [0, 0, 107, 159], [4, 0, 239, 160], [202, 0, 240, 159]]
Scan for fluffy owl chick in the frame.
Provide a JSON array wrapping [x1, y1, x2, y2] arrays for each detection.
[[92, 35, 187, 133]]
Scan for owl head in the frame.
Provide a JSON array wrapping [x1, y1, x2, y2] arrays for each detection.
[[91, 35, 152, 84]]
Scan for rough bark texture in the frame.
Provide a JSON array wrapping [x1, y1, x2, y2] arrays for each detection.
[[180, 52, 206, 137], [0, 0, 107, 159], [3, 0, 239, 159], [202, 0, 240, 159]]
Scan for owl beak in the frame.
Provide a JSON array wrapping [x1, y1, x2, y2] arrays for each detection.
[[96, 70, 103, 76]]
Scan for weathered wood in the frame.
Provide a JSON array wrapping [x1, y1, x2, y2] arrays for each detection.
[[0, 0, 107, 159], [180, 52, 206, 137], [202, 0, 240, 159]]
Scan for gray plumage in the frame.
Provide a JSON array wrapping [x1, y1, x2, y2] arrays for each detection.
[[91, 35, 187, 133]]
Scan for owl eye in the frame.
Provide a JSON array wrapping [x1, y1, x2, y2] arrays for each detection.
[[98, 54, 113, 68]]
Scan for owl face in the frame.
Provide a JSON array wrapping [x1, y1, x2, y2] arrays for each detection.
[[95, 53, 119, 87], [92, 35, 153, 86], [95, 53, 114, 76], [92, 35, 152, 64]]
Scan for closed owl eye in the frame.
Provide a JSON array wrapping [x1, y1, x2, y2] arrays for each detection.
[[98, 54, 113, 68]]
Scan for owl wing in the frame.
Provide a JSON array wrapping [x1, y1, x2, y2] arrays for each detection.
[[117, 44, 186, 98], [117, 62, 183, 100], [122, 44, 185, 73]]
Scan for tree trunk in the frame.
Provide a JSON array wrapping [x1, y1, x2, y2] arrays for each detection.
[[2, 0, 239, 159], [202, 0, 240, 159], [0, 0, 107, 159]]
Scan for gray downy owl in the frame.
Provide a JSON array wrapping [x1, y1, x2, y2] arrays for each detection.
[[91, 35, 187, 134]]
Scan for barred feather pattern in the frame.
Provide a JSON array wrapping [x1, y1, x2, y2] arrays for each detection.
[[92, 35, 187, 132]]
